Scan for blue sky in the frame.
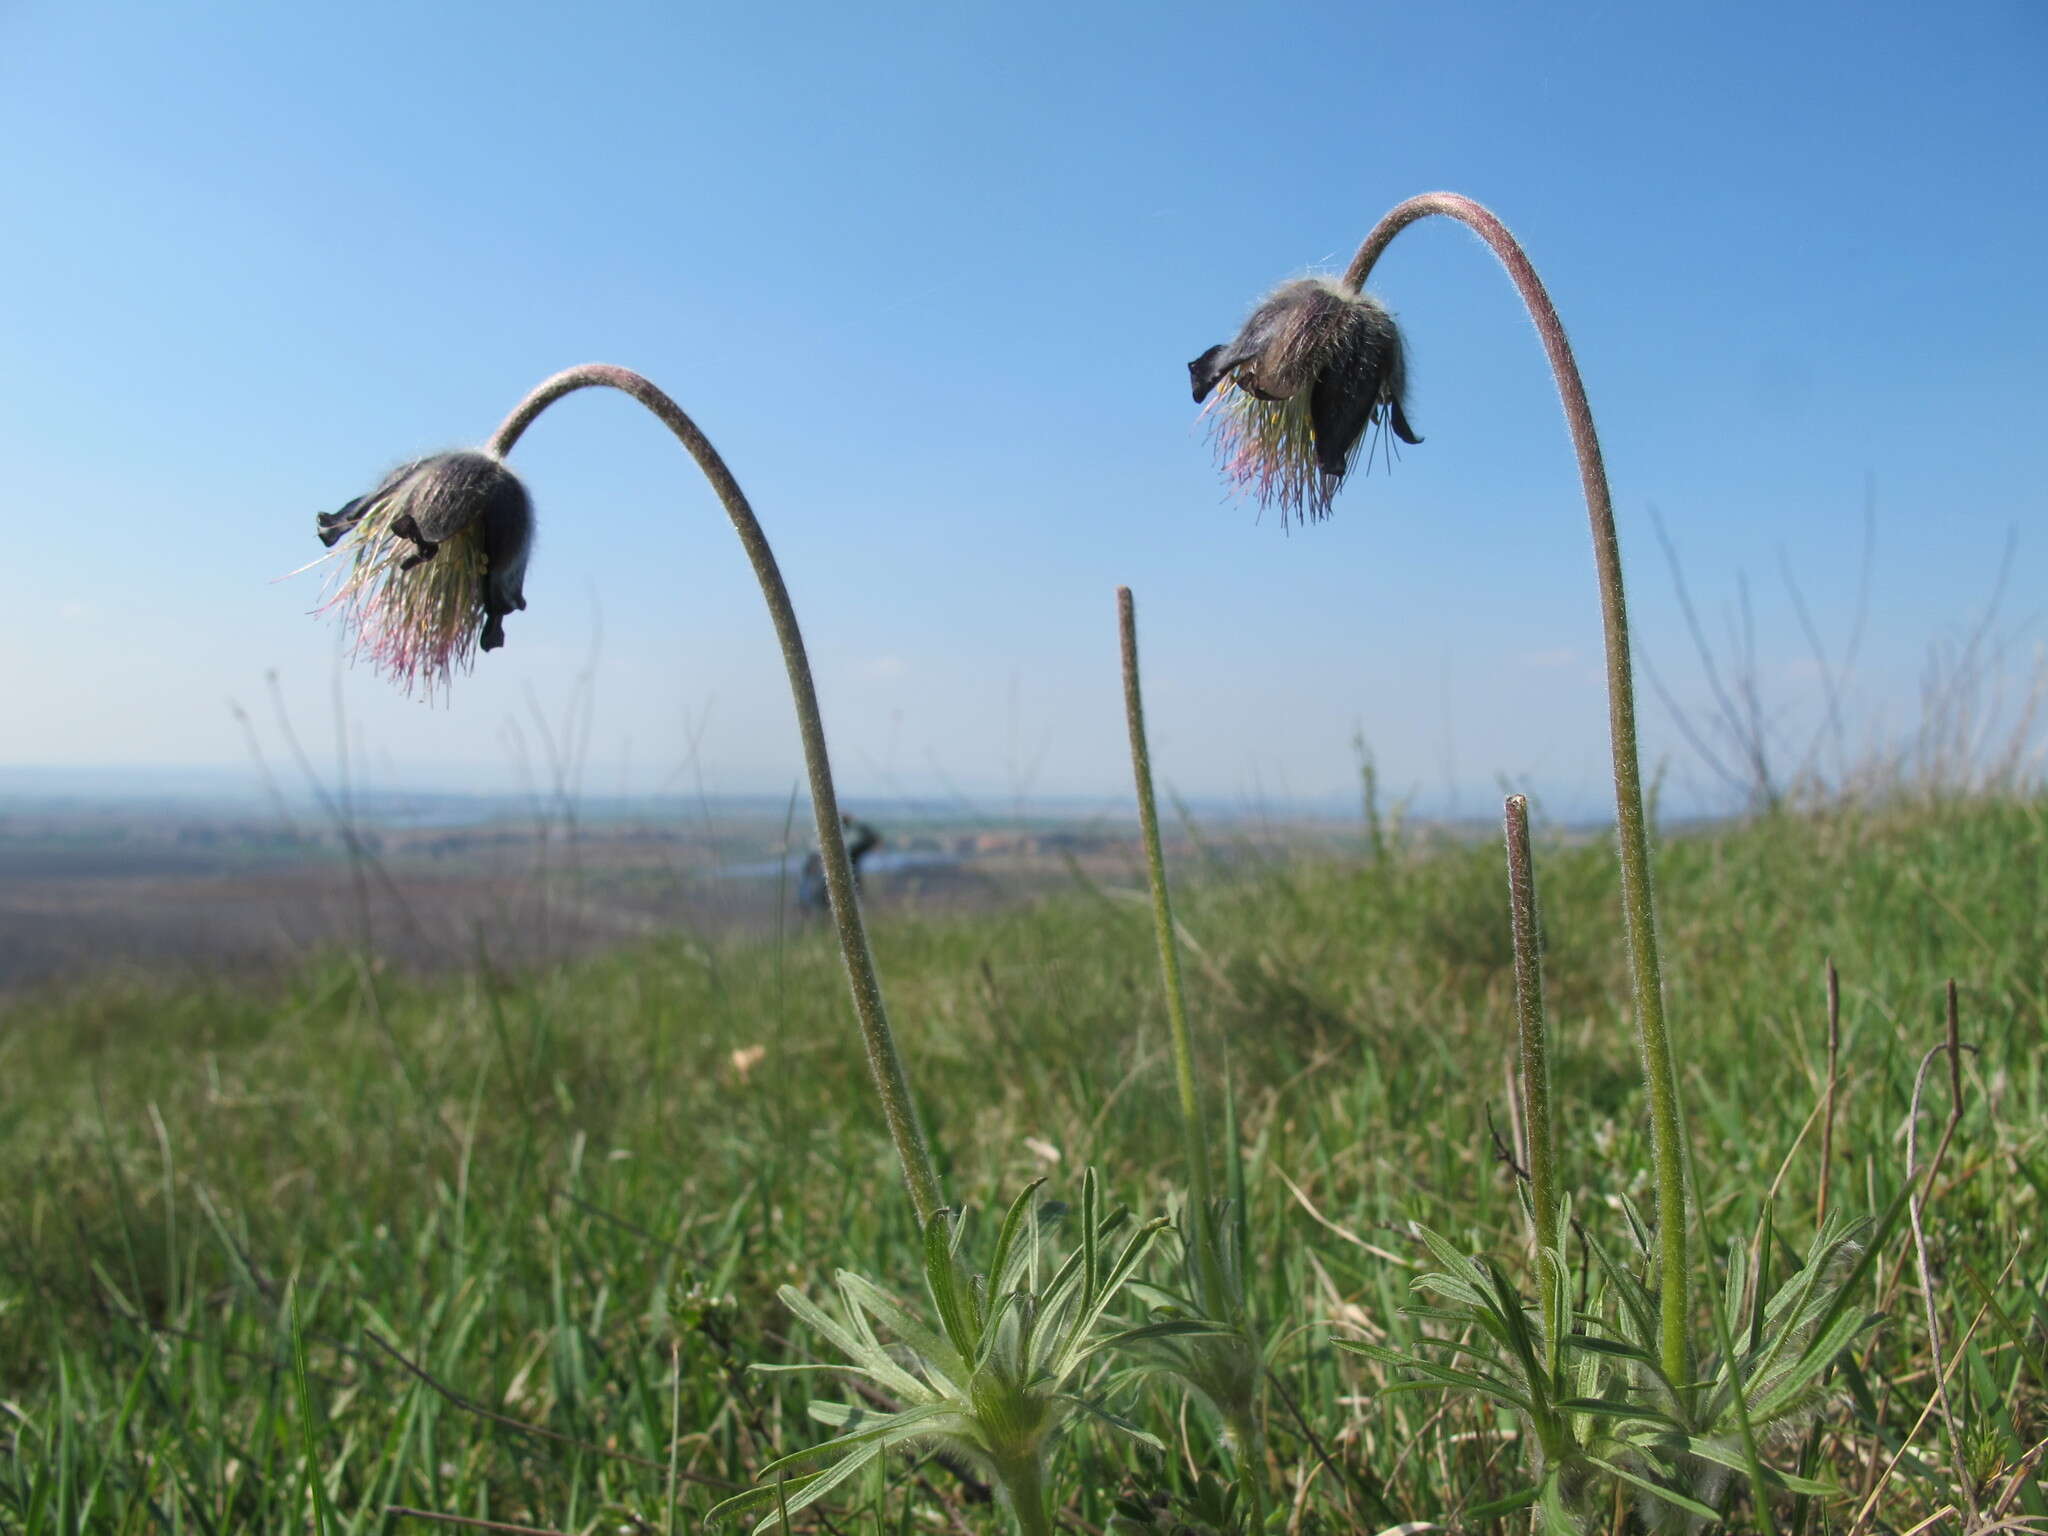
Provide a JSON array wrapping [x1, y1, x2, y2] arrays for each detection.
[[2, 1, 2043, 817]]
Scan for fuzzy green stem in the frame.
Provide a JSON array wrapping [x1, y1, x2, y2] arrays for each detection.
[[1503, 794, 1559, 1377], [1818, 957, 1840, 1225], [487, 364, 944, 1224], [1345, 195, 1687, 1385], [1119, 590, 1267, 1527], [1116, 591, 1221, 1257], [989, 1450, 1055, 1536], [1224, 1409, 1270, 1534]]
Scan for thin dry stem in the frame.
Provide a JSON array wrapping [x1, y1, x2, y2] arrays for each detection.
[[1847, 1248, 2018, 1534], [1905, 980, 1978, 1527], [1989, 1433, 2048, 1522]]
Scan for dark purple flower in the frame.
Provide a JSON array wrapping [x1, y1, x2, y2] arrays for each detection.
[[1190, 278, 1419, 521], [312, 450, 532, 693]]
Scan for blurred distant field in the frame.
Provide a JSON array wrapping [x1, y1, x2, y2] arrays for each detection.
[[0, 798, 1350, 993]]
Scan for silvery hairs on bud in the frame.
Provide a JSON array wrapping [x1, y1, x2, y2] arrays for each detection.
[[312, 450, 534, 694], [318, 451, 531, 643], [1190, 278, 1420, 522]]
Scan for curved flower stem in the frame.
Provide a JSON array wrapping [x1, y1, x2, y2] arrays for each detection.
[[487, 364, 945, 1225], [1345, 196, 1687, 1385]]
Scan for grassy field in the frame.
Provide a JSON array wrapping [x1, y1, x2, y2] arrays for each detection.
[[3, 794, 2043, 1533]]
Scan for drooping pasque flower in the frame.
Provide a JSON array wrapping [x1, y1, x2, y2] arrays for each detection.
[[312, 450, 532, 695], [1189, 277, 1420, 522]]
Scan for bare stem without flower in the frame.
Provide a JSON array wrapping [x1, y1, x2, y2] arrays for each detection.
[[487, 364, 944, 1224], [1116, 590, 1218, 1253], [1503, 796, 1558, 1278], [1346, 195, 1687, 1385], [1118, 588, 1269, 1530], [1819, 958, 1841, 1224]]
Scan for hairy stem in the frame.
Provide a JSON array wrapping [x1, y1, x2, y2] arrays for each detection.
[[1116, 589, 1217, 1235], [1118, 588, 1267, 1532], [988, 1449, 1054, 1536], [1224, 1408, 1271, 1534], [487, 364, 945, 1224], [1818, 957, 1841, 1225], [1346, 195, 1687, 1384], [1503, 796, 1558, 1313]]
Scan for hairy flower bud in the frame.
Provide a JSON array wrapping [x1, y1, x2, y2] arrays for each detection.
[[1190, 278, 1420, 522], [312, 450, 533, 694]]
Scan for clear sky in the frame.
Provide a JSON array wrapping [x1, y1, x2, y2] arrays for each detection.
[[2, 1, 2043, 818]]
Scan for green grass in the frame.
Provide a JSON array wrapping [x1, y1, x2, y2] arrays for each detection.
[[4, 795, 2044, 1533]]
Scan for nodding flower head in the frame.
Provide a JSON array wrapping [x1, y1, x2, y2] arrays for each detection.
[[1189, 277, 1420, 523], [312, 450, 532, 695]]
